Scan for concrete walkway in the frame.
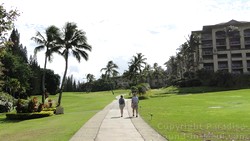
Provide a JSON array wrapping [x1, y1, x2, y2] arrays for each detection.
[[70, 98, 167, 141]]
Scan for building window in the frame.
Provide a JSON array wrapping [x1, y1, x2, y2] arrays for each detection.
[[218, 54, 227, 59], [231, 53, 242, 58]]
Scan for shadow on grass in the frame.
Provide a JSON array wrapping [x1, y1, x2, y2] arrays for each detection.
[[149, 86, 246, 98], [0, 116, 21, 123], [174, 86, 238, 95]]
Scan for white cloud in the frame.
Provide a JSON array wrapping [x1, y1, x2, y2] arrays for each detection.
[[2, 0, 250, 82]]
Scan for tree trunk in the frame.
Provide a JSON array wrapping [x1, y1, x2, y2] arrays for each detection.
[[57, 55, 68, 106], [42, 56, 48, 104]]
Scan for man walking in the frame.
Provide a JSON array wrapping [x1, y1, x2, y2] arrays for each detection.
[[131, 93, 139, 117]]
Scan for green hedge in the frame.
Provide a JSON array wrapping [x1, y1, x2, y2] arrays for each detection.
[[42, 107, 56, 112], [6, 111, 54, 120]]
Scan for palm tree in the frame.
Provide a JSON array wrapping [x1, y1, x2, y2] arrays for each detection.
[[141, 64, 152, 84], [100, 61, 119, 78], [55, 22, 92, 106], [31, 25, 60, 103], [100, 60, 119, 94], [85, 73, 95, 93], [86, 73, 95, 83], [224, 25, 239, 73], [128, 53, 147, 84], [187, 33, 200, 71], [152, 63, 164, 88]]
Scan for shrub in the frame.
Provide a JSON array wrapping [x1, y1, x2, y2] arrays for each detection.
[[6, 111, 54, 120], [16, 97, 43, 113], [0, 92, 15, 113], [130, 86, 138, 94], [16, 99, 29, 113], [130, 83, 150, 96]]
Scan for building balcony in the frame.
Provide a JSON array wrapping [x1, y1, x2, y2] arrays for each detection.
[[202, 44, 213, 48], [244, 33, 250, 37], [218, 65, 228, 69], [217, 46, 227, 51], [232, 61, 243, 68], [202, 56, 213, 60], [202, 51, 213, 55], [230, 41, 240, 46], [201, 35, 212, 40], [230, 46, 241, 50], [216, 35, 226, 39], [247, 63, 250, 68], [245, 40, 250, 45], [204, 66, 213, 71], [216, 42, 226, 46]]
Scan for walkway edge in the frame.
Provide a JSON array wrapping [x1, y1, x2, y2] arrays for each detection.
[[70, 100, 115, 141], [126, 99, 168, 141]]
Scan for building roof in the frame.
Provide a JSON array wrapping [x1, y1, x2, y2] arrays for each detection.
[[202, 19, 250, 31], [215, 19, 248, 26]]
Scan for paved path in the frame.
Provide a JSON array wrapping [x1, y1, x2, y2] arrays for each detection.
[[70, 98, 167, 141]]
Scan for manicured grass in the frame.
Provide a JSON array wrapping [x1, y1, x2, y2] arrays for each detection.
[[0, 90, 129, 141], [139, 87, 250, 141]]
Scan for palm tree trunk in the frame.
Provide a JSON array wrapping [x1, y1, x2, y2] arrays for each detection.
[[58, 55, 68, 106], [42, 56, 48, 104]]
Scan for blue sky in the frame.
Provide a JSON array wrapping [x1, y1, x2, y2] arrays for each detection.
[[2, 0, 250, 82]]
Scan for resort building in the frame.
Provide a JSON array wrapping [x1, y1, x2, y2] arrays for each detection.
[[192, 19, 250, 74]]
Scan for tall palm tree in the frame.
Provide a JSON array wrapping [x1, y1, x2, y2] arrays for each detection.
[[187, 33, 200, 71], [31, 25, 60, 103], [224, 25, 239, 73], [100, 61, 119, 79], [85, 73, 95, 93], [55, 22, 92, 106], [100, 60, 119, 94], [128, 53, 147, 84], [141, 64, 152, 83], [152, 63, 164, 87], [86, 73, 95, 83]]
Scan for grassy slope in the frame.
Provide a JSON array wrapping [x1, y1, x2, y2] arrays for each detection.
[[0, 90, 129, 141], [139, 88, 250, 141]]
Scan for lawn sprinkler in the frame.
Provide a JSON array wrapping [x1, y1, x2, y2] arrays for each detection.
[[150, 113, 153, 120]]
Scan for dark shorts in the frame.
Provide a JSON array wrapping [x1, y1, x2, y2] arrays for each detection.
[[131, 104, 138, 109]]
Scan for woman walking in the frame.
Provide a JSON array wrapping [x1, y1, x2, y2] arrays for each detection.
[[119, 95, 125, 117]]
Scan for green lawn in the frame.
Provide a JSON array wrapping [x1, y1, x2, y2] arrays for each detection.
[[139, 88, 250, 141], [0, 90, 129, 141]]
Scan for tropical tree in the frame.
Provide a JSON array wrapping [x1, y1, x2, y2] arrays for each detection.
[[187, 33, 200, 71], [55, 22, 92, 106], [100, 60, 119, 94], [0, 4, 19, 90], [141, 64, 152, 84], [224, 25, 239, 73], [152, 63, 165, 88], [0, 4, 19, 48], [31, 25, 60, 103], [86, 73, 95, 83], [100, 61, 119, 79], [127, 53, 147, 85]]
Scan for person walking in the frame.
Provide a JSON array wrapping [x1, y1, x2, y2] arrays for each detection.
[[119, 95, 125, 117], [131, 93, 139, 117]]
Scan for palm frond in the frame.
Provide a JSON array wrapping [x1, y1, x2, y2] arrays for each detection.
[[34, 45, 45, 55], [31, 36, 44, 45], [72, 50, 81, 62], [75, 48, 89, 61]]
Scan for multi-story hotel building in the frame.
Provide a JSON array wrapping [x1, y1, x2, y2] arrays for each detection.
[[192, 20, 250, 74]]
